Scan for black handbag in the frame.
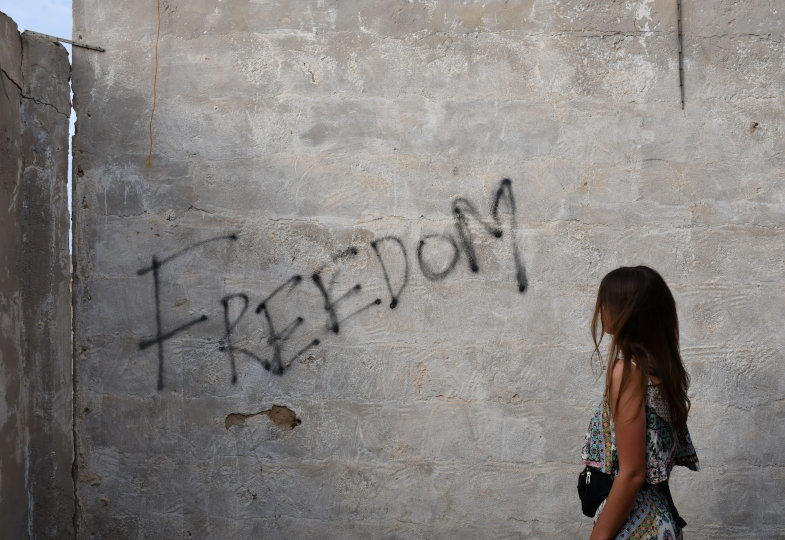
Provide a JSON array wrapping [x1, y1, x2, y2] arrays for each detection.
[[577, 466, 614, 517]]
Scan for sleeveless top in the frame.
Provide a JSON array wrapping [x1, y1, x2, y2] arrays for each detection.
[[581, 383, 699, 538]]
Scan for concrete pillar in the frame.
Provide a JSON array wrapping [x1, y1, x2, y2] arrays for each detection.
[[0, 11, 73, 538]]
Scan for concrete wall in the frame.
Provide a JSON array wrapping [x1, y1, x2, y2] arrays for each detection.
[[72, 1, 785, 538], [0, 12, 74, 539]]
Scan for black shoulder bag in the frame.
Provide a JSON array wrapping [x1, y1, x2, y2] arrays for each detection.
[[577, 470, 687, 527], [577, 466, 614, 517]]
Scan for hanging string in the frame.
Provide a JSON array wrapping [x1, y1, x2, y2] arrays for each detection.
[[146, 0, 161, 167]]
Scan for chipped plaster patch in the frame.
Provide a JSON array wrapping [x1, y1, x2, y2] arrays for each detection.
[[225, 405, 302, 430], [629, 0, 655, 31]]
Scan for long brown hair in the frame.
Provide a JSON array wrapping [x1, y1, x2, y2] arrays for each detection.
[[591, 266, 691, 428]]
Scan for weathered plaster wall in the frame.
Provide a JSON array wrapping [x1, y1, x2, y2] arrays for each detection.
[[0, 12, 73, 539], [72, 1, 785, 538]]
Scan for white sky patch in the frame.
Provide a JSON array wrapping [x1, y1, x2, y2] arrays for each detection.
[[0, 0, 72, 40]]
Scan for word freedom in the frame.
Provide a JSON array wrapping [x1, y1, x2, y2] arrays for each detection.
[[138, 178, 527, 389]]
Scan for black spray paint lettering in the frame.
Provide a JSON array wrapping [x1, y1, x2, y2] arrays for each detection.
[[137, 179, 527, 389], [417, 233, 460, 282], [370, 236, 409, 309], [491, 178, 528, 292], [311, 247, 382, 333], [255, 275, 320, 375], [220, 293, 268, 383], [452, 178, 527, 292], [137, 233, 238, 390]]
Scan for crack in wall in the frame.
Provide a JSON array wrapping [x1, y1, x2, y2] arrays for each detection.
[[0, 65, 21, 95], [21, 92, 69, 118], [225, 405, 302, 431], [0, 67, 10, 100], [1, 49, 69, 118], [19, 35, 70, 118]]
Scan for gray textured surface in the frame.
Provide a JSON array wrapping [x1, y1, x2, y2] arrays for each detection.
[[0, 12, 73, 539], [72, 1, 785, 538]]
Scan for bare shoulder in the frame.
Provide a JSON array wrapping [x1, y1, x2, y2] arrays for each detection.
[[608, 359, 646, 420], [609, 359, 644, 388]]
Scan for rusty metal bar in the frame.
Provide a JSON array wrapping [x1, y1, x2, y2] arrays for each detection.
[[25, 30, 105, 52]]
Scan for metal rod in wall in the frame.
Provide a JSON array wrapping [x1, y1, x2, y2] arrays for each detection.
[[25, 30, 105, 52], [677, 0, 685, 109]]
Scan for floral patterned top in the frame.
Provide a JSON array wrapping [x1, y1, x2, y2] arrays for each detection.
[[582, 383, 699, 480], [581, 383, 699, 539]]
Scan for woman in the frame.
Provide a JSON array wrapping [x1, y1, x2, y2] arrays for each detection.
[[581, 266, 699, 539]]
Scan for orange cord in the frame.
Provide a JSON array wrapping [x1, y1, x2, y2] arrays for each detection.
[[146, 0, 160, 168]]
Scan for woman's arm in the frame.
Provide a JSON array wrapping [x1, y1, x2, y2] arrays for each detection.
[[589, 360, 647, 540]]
